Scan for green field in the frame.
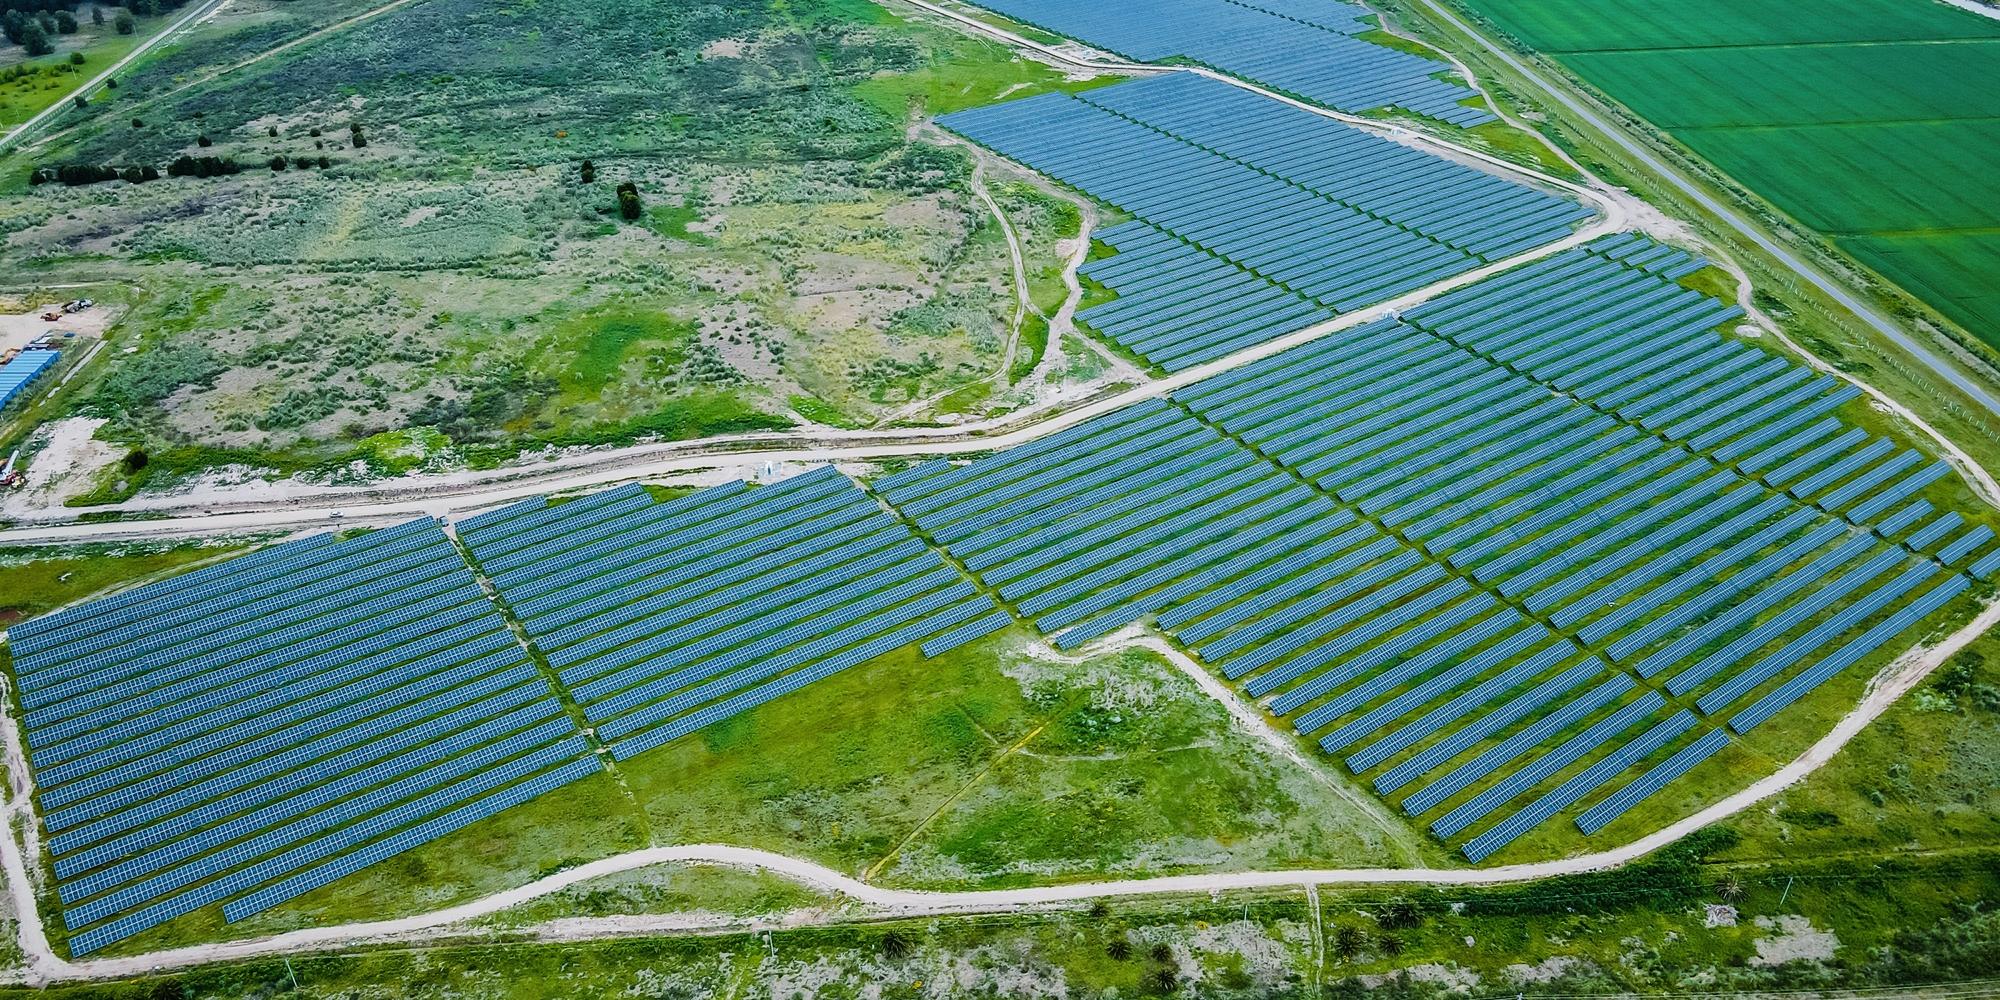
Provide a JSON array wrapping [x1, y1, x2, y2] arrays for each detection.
[[1456, 0, 2000, 348], [0, 0, 1096, 497]]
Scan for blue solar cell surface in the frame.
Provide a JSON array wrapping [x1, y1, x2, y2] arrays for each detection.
[[965, 0, 1494, 126], [11, 520, 591, 955], [462, 467, 1006, 760], [937, 73, 1589, 369]]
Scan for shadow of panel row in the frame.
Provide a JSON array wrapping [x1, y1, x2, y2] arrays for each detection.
[[938, 74, 1587, 370], [458, 467, 1008, 763], [967, 0, 1494, 126], [6, 520, 595, 955], [871, 399, 1722, 863]]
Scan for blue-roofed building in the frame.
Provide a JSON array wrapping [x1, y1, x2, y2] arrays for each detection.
[[0, 349, 60, 411]]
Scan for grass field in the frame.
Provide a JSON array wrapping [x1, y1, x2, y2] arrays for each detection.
[[0, 0, 1095, 495], [1455, 0, 2000, 348]]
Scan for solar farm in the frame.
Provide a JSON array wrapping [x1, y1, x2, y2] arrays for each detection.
[[878, 232, 1999, 863], [0, 467, 1012, 954], [967, 0, 1495, 126], [939, 74, 1593, 370], [3, 0, 2000, 975]]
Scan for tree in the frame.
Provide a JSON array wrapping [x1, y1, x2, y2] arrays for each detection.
[[67, 50, 83, 64], [268, 154, 286, 171], [53, 9, 74, 33], [878, 930, 913, 961], [91, 6, 103, 26], [616, 180, 642, 221], [579, 159, 595, 183], [1717, 874, 1744, 902], [113, 11, 133, 34], [1333, 925, 1366, 960], [20, 20, 51, 55]]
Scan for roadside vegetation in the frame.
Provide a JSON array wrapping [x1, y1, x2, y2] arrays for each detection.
[[15, 830, 2000, 998], [0, 0, 1101, 503]]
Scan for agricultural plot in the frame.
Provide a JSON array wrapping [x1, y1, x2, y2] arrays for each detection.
[[881, 235, 2000, 863], [1456, 0, 2000, 346], [5, 520, 596, 955], [459, 468, 1008, 762], [939, 74, 1589, 369], [967, 0, 1493, 126]]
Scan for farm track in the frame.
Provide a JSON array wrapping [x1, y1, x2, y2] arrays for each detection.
[[2, 0, 1998, 985], [0, 0, 229, 154], [5, 593, 1997, 985]]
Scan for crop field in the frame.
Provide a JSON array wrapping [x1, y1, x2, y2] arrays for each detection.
[[1454, 0, 2000, 347], [0, 0, 1095, 495], [878, 234, 2000, 864], [965, 0, 1494, 126], [939, 72, 1590, 370]]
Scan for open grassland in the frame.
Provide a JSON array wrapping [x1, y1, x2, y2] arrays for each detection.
[[0, 539, 248, 628], [0, 0, 1093, 498], [1452, 0, 2000, 349], [614, 627, 1418, 886]]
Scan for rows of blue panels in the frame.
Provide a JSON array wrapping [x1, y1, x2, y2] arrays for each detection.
[[938, 74, 1585, 369], [0, 349, 59, 410], [461, 467, 1005, 761], [1080, 75, 1588, 258], [967, 0, 1493, 126], [874, 399, 1661, 862], [1164, 239, 1989, 857], [940, 91, 1475, 314], [8, 520, 592, 954]]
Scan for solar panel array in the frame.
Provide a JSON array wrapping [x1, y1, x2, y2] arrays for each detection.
[[967, 0, 1494, 126], [459, 468, 1008, 761], [938, 74, 1589, 370], [6, 520, 595, 955], [881, 234, 1991, 863], [0, 348, 60, 410]]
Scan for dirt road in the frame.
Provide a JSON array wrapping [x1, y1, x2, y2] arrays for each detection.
[[22, 588, 1994, 983]]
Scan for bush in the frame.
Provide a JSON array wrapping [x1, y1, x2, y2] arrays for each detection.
[[616, 181, 642, 221], [114, 11, 133, 34]]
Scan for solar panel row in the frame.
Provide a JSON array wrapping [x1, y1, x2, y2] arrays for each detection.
[[460, 468, 1007, 759], [8, 521, 594, 955], [938, 73, 1587, 369], [965, 0, 1493, 126]]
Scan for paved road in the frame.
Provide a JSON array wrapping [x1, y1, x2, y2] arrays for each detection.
[[1410, 0, 2000, 419], [0, 0, 228, 155]]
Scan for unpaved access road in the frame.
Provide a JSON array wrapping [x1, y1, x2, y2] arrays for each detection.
[[17, 589, 1997, 985]]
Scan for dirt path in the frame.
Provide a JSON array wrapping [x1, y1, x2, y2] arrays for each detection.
[[23, 588, 1995, 983], [0, 209, 1621, 547], [21, 0, 434, 158], [0, 0, 229, 154]]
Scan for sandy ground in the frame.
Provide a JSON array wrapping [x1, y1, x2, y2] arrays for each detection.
[[0, 307, 111, 355], [0, 418, 118, 518]]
